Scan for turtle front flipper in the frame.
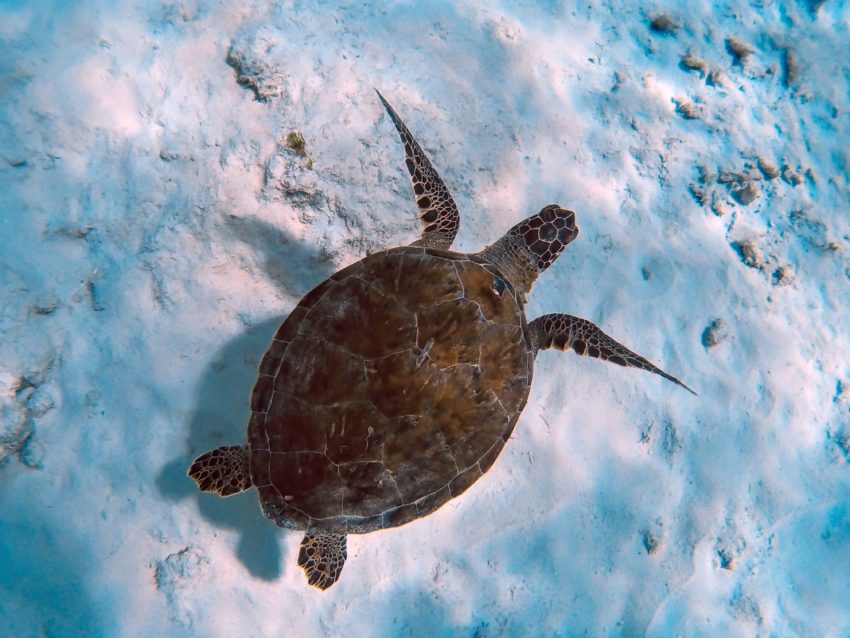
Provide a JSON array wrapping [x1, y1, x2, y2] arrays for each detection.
[[187, 445, 253, 496], [298, 533, 347, 590], [376, 90, 460, 250], [530, 313, 696, 395]]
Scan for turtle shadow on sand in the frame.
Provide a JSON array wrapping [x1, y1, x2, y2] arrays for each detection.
[[156, 217, 336, 581]]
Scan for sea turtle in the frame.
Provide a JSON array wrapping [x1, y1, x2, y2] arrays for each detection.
[[188, 91, 694, 590]]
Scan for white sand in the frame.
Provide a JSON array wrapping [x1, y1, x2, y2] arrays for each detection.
[[1, 1, 848, 636]]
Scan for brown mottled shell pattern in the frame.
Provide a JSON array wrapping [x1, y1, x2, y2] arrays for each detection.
[[247, 246, 533, 534]]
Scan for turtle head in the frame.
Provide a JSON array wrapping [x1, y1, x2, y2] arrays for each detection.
[[507, 204, 579, 272], [479, 204, 578, 300]]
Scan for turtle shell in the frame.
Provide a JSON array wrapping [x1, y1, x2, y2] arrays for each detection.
[[247, 246, 533, 534]]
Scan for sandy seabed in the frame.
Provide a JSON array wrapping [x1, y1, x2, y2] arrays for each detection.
[[1, 1, 848, 636]]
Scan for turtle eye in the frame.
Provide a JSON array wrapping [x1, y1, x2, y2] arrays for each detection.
[[491, 276, 506, 298]]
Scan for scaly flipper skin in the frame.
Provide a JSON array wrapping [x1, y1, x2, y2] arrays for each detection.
[[529, 314, 696, 395], [298, 533, 347, 590], [376, 90, 460, 250], [187, 445, 253, 496]]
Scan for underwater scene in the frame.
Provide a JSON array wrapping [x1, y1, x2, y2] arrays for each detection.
[[1, 1, 848, 636]]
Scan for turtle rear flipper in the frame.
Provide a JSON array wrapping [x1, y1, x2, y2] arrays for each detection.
[[298, 533, 347, 590], [188, 445, 253, 496], [530, 313, 696, 395]]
